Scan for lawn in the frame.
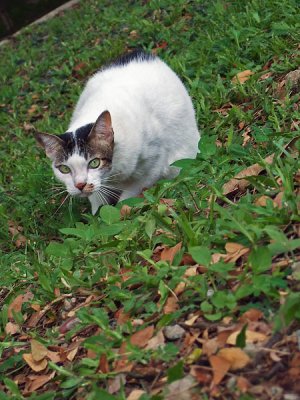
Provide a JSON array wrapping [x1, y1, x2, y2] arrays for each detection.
[[0, 0, 300, 398]]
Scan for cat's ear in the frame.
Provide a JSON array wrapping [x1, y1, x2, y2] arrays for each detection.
[[35, 132, 64, 160], [89, 111, 114, 144]]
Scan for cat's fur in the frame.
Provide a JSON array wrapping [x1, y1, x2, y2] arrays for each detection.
[[36, 51, 200, 214]]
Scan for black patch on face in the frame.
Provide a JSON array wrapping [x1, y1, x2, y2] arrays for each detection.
[[102, 187, 123, 206], [104, 50, 155, 70], [57, 123, 94, 159]]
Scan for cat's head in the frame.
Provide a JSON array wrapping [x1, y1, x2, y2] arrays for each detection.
[[36, 111, 114, 198]]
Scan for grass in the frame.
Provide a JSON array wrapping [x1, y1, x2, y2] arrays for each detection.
[[0, 0, 300, 398]]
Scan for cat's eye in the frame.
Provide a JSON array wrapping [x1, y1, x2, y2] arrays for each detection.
[[57, 165, 71, 174], [88, 158, 101, 169]]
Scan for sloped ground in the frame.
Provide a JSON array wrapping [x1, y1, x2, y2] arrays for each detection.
[[0, 1, 300, 399]]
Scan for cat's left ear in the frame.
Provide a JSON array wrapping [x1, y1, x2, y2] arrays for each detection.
[[89, 110, 114, 144]]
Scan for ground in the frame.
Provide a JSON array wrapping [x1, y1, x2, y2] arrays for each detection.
[[0, 0, 300, 399]]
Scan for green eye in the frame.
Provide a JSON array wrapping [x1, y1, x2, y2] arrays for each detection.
[[88, 158, 101, 169], [57, 165, 71, 174]]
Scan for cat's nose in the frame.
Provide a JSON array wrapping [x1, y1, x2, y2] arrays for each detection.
[[75, 182, 86, 191]]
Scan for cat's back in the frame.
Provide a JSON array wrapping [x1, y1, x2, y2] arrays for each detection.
[[70, 51, 194, 130]]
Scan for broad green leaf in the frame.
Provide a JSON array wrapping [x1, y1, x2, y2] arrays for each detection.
[[236, 324, 247, 348], [100, 205, 121, 224], [167, 360, 184, 383], [249, 247, 272, 272], [46, 242, 71, 258], [189, 246, 211, 266]]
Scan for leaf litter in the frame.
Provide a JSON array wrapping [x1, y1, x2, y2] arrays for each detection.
[[1, 2, 300, 400]]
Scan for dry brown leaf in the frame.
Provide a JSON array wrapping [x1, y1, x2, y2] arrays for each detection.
[[8, 292, 33, 319], [202, 337, 220, 357], [255, 195, 270, 207], [46, 350, 61, 363], [270, 351, 282, 362], [273, 191, 284, 208], [190, 366, 211, 384], [108, 374, 125, 394], [161, 242, 182, 264], [226, 330, 267, 345], [232, 70, 254, 84], [174, 281, 186, 296], [236, 376, 251, 393], [67, 346, 79, 361], [224, 243, 250, 263], [5, 322, 20, 335], [31, 340, 48, 362], [116, 308, 130, 325], [130, 325, 154, 347], [145, 330, 165, 350], [218, 347, 250, 370], [163, 295, 179, 314], [225, 242, 246, 253], [222, 154, 274, 195], [98, 354, 109, 373], [127, 389, 146, 400], [240, 308, 263, 322], [28, 104, 38, 114], [120, 204, 132, 217], [25, 371, 55, 393], [209, 355, 231, 385], [185, 314, 199, 326], [165, 375, 196, 400], [23, 353, 48, 372]]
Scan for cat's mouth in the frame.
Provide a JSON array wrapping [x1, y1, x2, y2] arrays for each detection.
[[73, 183, 94, 197]]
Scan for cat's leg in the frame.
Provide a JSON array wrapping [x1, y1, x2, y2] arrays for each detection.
[[89, 192, 104, 215], [118, 182, 143, 202]]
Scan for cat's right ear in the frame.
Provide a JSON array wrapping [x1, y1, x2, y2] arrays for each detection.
[[35, 133, 64, 161]]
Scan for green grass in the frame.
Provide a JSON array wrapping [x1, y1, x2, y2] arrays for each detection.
[[0, 0, 300, 398]]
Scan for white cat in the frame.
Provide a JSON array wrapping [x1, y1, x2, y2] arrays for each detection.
[[36, 51, 200, 214]]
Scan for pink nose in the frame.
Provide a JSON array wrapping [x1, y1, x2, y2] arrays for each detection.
[[75, 182, 86, 191]]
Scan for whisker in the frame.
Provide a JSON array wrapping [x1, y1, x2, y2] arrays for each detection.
[[52, 194, 70, 216], [96, 190, 107, 206], [100, 187, 121, 201]]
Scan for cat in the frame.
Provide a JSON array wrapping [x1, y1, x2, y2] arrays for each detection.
[[36, 51, 200, 214]]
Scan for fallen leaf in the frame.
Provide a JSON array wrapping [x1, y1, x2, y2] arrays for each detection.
[[190, 365, 211, 384], [255, 195, 270, 206], [115, 308, 130, 325], [202, 337, 220, 357], [236, 376, 251, 393], [145, 330, 165, 350], [222, 154, 274, 196], [163, 295, 179, 314], [232, 70, 254, 84], [28, 104, 38, 114], [165, 375, 196, 400], [31, 340, 48, 362], [161, 242, 182, 264], [240, 308, 263, 322], [24, 371, 55, 393], [8, 292, 33, 319], [224, 243, 250, 263], [127, 389, 146, 400], [209, 354, 231, 385], [120, 204, 132, 217], [226, 330, 267, 345], [108, 374, 125, 394], [273, 191, 284, 208], [218, 347, 250, 370], [5, 322, 20, 335], [98, 354, 109, 373], [46, 350, 61, 363], [23, 353, 48, 372], [130, 325, 154, 347], [186, 348, 202, 364]]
